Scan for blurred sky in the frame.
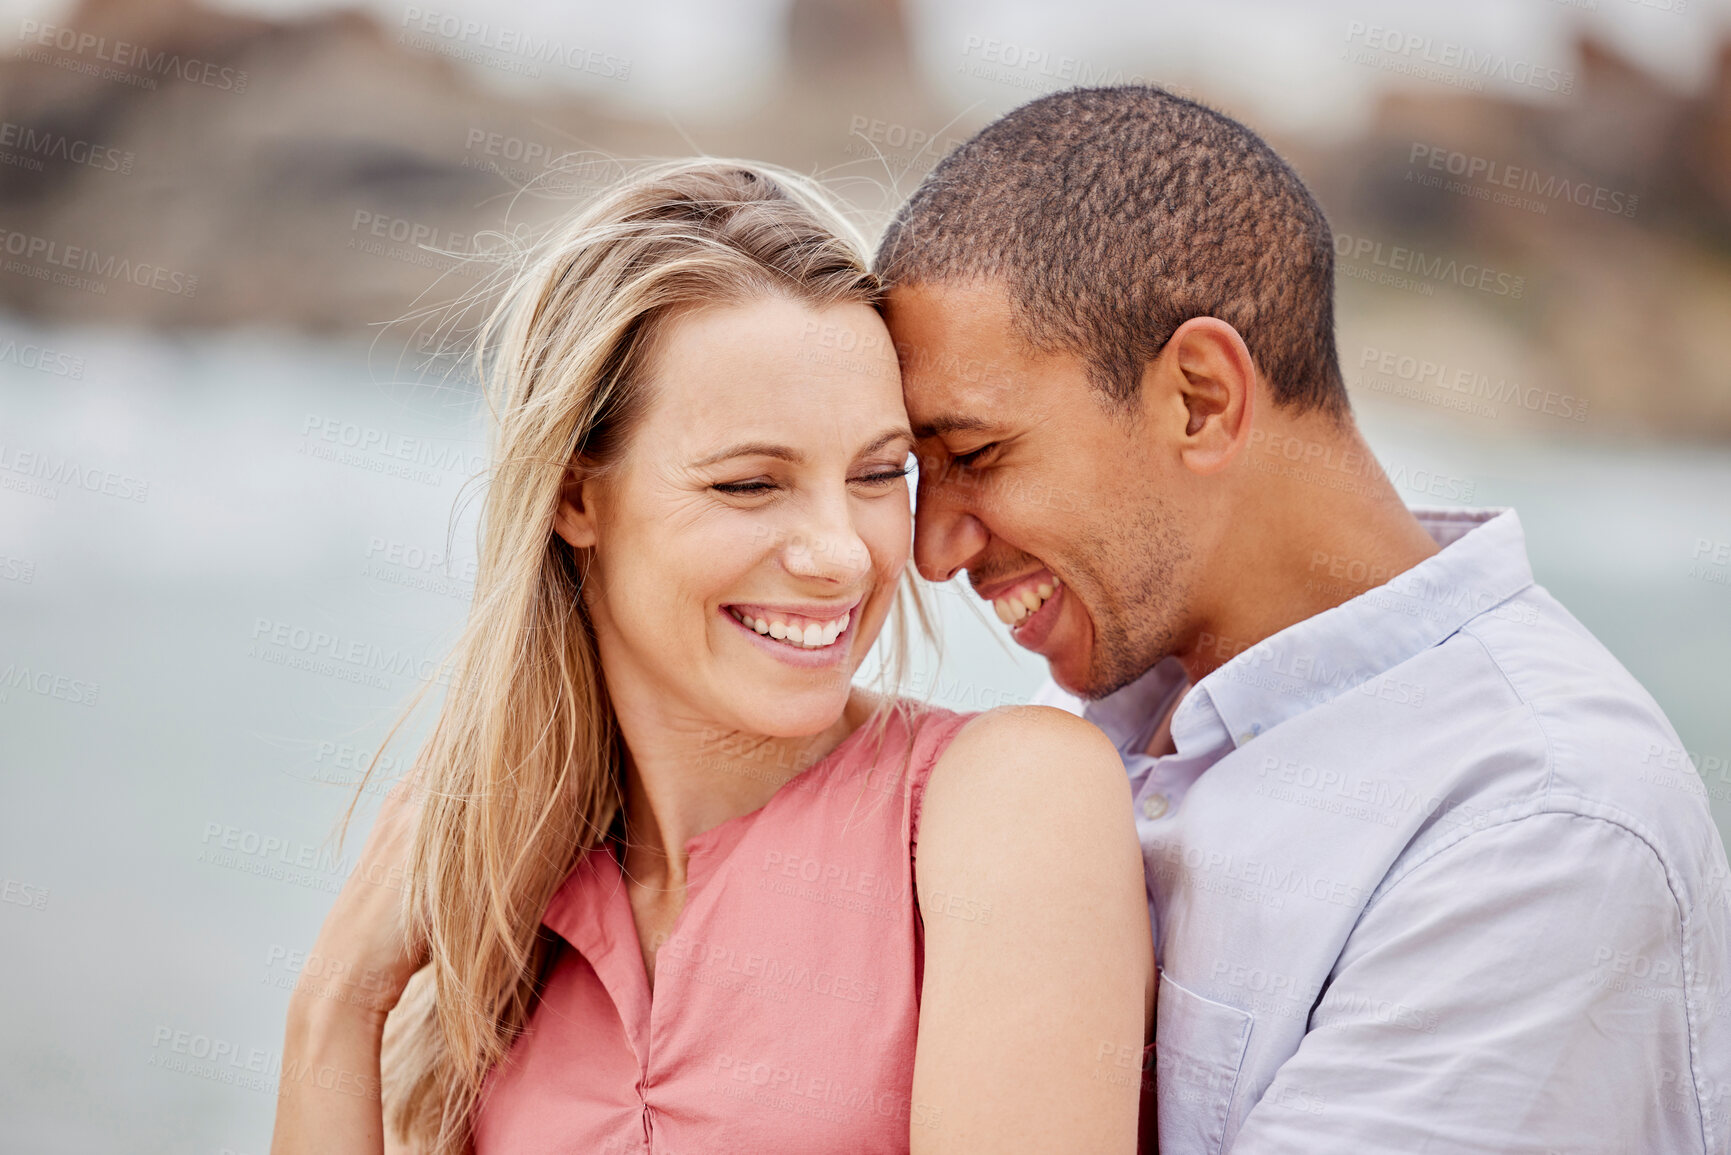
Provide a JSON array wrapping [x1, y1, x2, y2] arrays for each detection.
[[6, 0, 1731, 136]]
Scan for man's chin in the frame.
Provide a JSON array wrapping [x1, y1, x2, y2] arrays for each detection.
[[1049, 660, 1111, 702], [1012, 590, 1137, 700], [1034, 626, 1096, 698], [1044, 630, 1160, 703]]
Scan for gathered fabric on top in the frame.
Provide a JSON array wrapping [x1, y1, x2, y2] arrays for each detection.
[[471, 701, 978, 1155]]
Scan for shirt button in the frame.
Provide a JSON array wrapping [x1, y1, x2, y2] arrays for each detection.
[[1141, 793, 1169, 821]]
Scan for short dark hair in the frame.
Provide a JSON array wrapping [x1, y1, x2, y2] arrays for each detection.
[[875, 85, 1347, 418]]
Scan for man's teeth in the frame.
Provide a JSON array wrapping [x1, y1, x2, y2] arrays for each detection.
[[730, 608, 851, 649], [993, 577, 1060, 626]]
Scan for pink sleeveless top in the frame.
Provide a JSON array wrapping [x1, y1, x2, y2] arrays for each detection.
[[472, 702, 978, 1154]]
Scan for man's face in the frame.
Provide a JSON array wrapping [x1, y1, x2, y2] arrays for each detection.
[[885, 280, 1197, 699]]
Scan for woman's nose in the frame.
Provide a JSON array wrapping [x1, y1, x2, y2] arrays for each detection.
[[780, 516, 871, 584]]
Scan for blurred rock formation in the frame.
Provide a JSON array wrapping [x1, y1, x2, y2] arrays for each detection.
[[0, 0, 1727, 437]]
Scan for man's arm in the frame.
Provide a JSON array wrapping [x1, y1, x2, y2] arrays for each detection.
[[1230, 810, 1730, 1154]]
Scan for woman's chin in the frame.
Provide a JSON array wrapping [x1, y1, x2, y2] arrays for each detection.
[[724, 687, 856, 741]]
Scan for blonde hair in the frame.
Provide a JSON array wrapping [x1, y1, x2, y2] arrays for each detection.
[[359, 159, 932, 1153]]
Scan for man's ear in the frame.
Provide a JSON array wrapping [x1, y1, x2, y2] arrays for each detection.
[[1140, 317, 1256, 477], [551, 464, 602, 550]]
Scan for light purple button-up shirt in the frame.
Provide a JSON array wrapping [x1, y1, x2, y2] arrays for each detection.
[[1034, 507, 1731, 1154]]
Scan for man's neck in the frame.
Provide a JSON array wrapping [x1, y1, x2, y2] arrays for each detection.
[[1176, 416, 1442, 685], [1143, 683, 1190, 758]]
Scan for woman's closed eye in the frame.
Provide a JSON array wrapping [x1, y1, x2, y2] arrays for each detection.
[[710, 464, 909, 497], [711, 478, 778, 495], [855, 463, 912, 487]]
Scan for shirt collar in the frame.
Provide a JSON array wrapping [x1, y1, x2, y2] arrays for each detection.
[[1081, 657, 1188, 754], [1182, 506, 1532, 750], [1168, 683, 1233, 761], [1078, 656, 1236, 765]]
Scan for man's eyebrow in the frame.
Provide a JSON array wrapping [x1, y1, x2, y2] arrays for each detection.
[[691, 441, 803, 468], [911, 414, 995, 439]]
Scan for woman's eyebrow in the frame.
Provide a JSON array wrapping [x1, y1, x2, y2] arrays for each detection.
[[691, 441, 803, 468], [857, 427, 915, 456], [693, 428, 912, 469]]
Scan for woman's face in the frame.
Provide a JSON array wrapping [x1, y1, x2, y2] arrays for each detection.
[[556, 295, 913, 740]]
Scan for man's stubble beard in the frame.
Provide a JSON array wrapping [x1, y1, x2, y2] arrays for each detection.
[[1070, 494, 1193, 701]]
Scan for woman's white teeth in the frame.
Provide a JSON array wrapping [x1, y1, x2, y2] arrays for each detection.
[[993, 576, 1061, 626], [732, 608, 850, 649]]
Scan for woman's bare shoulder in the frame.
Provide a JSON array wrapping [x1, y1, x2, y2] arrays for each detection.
[[936, 704, 1126, 791], [917, 704, 1133, 857]]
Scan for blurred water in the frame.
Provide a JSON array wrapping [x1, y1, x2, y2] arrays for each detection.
[[1, 320, 1727, 1153]]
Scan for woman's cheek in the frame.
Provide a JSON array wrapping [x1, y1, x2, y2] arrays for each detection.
[[864, 500, 913, 573]]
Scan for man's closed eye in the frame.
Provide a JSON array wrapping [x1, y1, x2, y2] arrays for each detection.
[[952, 442, 997, 469]]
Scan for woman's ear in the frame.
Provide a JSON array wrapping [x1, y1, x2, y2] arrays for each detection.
[[551, 465, 601, 550]]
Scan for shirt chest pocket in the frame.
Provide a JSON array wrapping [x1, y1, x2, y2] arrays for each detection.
[[1155, 972, 1253, 1155]]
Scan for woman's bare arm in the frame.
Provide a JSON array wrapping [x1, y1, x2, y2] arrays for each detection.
[[911, 706, 1153, 1154], [271, 779, 426, 1155], [273, 994, 391, 1153]]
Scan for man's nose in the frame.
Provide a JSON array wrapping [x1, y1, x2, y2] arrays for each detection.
[[913, 468, 989, 583]]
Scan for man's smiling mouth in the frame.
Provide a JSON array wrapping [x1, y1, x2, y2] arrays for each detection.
[[973, 570, 1062, 626]]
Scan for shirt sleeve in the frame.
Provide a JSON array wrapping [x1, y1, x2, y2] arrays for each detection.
[[1228, 810, 1727, 1154]]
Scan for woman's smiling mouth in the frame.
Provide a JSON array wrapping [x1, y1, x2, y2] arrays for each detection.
[[723, 601, 858, 651]]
